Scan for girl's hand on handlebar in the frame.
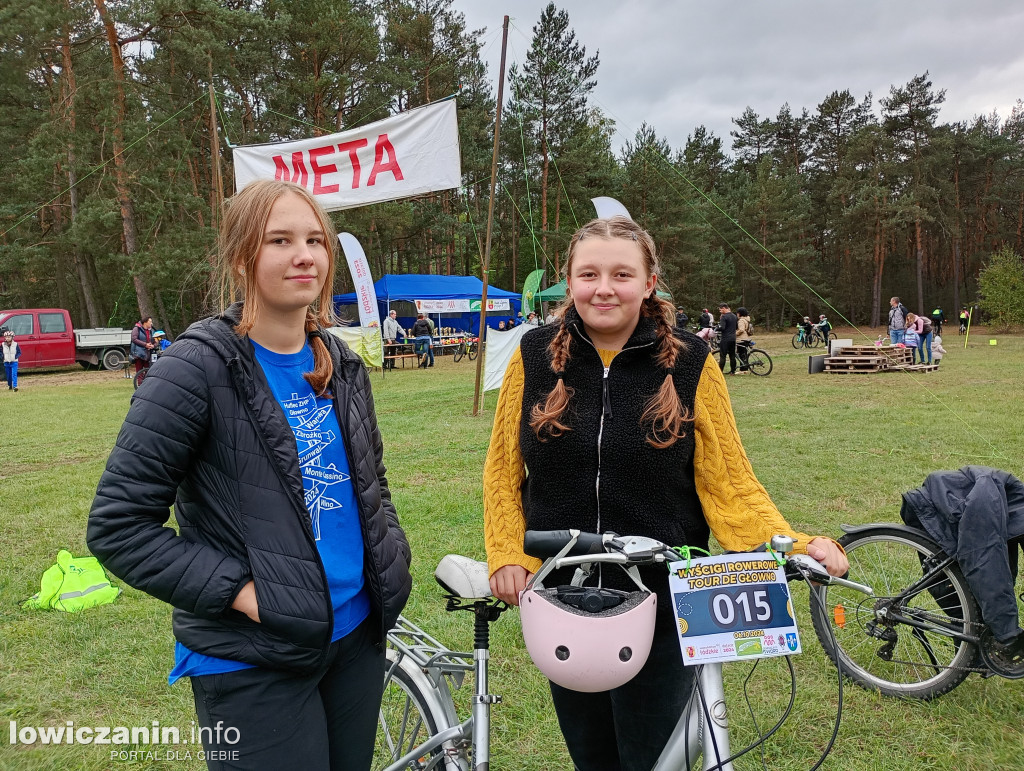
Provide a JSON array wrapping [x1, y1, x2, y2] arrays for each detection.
[[806, 538, 849, 577], [489, 565, 533, 606]]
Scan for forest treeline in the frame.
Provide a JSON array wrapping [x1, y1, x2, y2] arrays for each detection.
[[2, 0, 1023, 334]]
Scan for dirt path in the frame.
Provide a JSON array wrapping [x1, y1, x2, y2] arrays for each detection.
[[15, 367, 134, 388]]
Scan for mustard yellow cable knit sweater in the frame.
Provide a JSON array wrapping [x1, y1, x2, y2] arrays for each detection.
[[484, 347, 827, 576]]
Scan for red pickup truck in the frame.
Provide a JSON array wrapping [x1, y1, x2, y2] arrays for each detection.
[[0, 308, 135, 370]]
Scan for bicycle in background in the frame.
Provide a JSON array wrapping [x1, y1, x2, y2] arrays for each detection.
[[792, 325, 817, 349], [737, 341, 773, 376], [374, 530, 862, 770], [808, 523, 1024, 700], [451, 337, 479, 363]]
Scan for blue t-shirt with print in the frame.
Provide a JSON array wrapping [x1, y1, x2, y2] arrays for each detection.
[[169, 339, 369, 683]]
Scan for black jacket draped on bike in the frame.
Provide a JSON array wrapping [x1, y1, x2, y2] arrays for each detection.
[[900, 466, 1024, 642]]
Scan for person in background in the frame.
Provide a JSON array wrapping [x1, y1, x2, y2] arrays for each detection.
[[930, 307, 945, 336], [412, 313, 434, 368], [799, 316, 813, 342], [814, 314, 832, 343], [525, 311, 539, 326], [545, 309, 559, 325], [130, 316, 156, 376], [716, 303, 739, 375], [2, 329, 21, 391], [698, 308, 712, 331], [734, 307, 753, 373], [906, 312, 933, 365], [382, 309, 406, 370], [903, 323, 920, 364], [695, 308, 714, 342], [497, 321, 507, 331], [155, 331, 172, 351], [888, 297, 907, 345], [675, 306, 689, 329], [958, 307, 970, 334], [87, 178, 411, 770], [932, 334, 947, 366], [484, 216, 848, 771]]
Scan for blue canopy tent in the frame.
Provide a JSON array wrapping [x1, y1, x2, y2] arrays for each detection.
[[334, 274, 521, 335]]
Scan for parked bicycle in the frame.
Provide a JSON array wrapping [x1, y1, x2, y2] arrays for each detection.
[[451, 337, 479, 363], [374, 529, 859, 770], [737, 340, 773, 376], [808, 523, 1024, 700]]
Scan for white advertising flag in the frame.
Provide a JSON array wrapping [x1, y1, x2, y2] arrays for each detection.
[[338, 233, 381, 331], [232, 100, 461, 212]]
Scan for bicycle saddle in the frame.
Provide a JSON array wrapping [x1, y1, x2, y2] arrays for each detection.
[[435, 555, 492, 599]]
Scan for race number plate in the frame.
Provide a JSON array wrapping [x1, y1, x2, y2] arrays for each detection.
[[669, 554, 801, 665]]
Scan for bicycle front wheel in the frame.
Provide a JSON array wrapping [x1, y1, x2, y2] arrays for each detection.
[[746, 349, 773, 376], [808, 526, 980, 700], [467, 342, 478, 361], [452, 344, 464, 363], [791, 333, 802, 349], [374, 654, 451, 770]]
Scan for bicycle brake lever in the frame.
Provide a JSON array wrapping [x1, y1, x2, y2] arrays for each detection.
[[787, 554, 875, 595], [786, 553, 832, 581]]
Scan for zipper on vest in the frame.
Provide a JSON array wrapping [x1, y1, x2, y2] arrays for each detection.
[[595, 365, 610, 534], [569, 325, 657, 538], [228, 357, 334, 666]]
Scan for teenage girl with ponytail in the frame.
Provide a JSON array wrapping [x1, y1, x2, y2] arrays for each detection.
[[88, 180, 412, 770], [484, 216, 847, 771]]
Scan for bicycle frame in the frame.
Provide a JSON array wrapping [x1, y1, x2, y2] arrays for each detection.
[[381, 616, 474, 771], [653, 663, 734, 771]]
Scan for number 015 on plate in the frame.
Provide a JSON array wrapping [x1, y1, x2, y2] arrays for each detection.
[[668, 553, 801, 665]]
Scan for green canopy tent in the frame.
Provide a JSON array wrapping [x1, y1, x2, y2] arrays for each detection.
[[534, 279, 671, 301]]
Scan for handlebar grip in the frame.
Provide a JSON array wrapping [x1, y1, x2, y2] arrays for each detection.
[[523, 530, 606, 559]]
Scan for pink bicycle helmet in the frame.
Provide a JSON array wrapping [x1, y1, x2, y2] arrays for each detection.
[[519, 585, 657, 692]]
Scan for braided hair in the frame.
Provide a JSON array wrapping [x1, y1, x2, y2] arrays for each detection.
[[530, 217, 691, 448]]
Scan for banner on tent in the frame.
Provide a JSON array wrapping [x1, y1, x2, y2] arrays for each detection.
[[232, 100, 461, 212], [415, 298, 510, 313]]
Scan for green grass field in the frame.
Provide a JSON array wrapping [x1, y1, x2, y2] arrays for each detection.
[[1, 330, 1022, 770]]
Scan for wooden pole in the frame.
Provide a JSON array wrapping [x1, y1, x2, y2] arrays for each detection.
[[472, 16, 509, 416]]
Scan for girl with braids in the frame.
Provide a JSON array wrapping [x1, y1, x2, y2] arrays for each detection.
[[89, 180, 411, 770], [484, 216, 846, 771]]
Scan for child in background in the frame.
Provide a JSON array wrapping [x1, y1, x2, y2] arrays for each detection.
[[932, 334, 947, 366], [904, 326, 920, 364]]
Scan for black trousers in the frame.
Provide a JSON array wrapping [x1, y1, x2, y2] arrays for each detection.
[[549, 621, 695, 771], [189, 618, 384, 770], [717, 339, 737, 373]]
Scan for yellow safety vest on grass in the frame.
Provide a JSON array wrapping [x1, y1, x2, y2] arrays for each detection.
[[21, 550, 120, 612]]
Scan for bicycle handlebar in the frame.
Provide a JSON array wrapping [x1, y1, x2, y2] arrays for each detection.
[[524, 529, 873, 594], [523, 529, 607, 558]]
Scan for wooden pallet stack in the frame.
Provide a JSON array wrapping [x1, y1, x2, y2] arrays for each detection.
[[824, 344, 937, 374]]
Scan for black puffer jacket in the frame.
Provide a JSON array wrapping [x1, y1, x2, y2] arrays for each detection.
[[87, 304, 412, 673]]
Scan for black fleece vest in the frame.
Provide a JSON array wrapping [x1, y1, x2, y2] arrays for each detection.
[[518, 312, 710, 595]]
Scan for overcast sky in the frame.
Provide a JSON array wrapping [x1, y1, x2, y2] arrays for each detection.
[[453, 0, 1024, 155]]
